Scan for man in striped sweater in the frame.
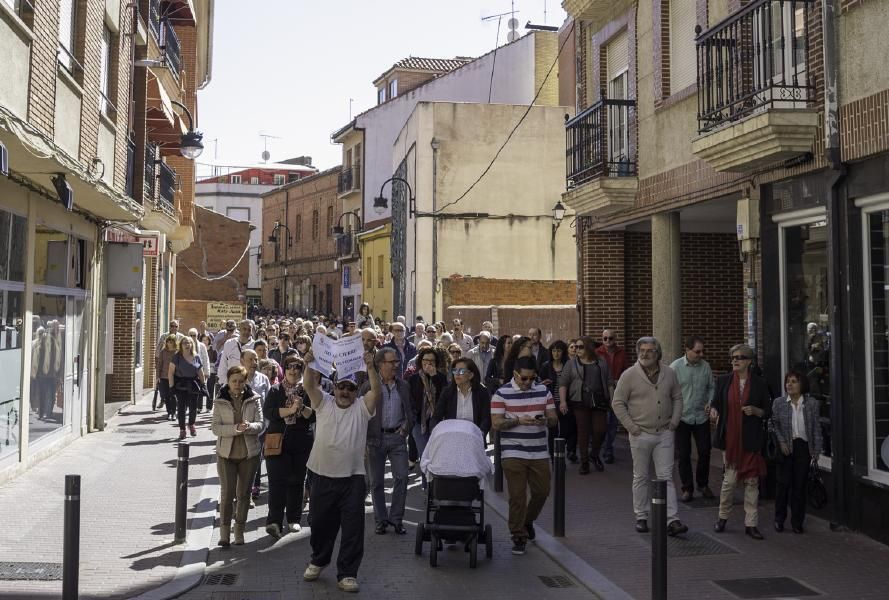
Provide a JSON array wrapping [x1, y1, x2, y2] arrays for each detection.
[[491, 355, 559, 555]]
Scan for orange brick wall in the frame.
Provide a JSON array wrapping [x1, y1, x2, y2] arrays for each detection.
[[441, 277, 576, 307]]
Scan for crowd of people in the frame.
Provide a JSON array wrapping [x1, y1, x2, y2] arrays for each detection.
[[151, 307, 823, 592]]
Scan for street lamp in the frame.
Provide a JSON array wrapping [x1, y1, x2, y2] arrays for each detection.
[[268, 220, 292, 309], [552, 201, 566, 231], [170, 100, 204, 159], [373, 176, 415, 216], [331, 210, 362, 237]]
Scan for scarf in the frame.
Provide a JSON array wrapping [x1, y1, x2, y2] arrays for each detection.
[[281, 377, 302, 425], [724, 372, 765, 479], [420, 372, 436, 434]]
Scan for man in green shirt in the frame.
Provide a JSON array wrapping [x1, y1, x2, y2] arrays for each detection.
[[669, 336, 715, 502]]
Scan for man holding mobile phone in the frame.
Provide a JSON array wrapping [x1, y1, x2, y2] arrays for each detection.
[[491, 356, 558, 556]]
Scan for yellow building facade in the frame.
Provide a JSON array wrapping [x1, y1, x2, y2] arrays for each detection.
[[357, 223, 392, 323]]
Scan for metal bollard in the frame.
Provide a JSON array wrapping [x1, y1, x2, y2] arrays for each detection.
[[63, 474, 80, 600], [493, 430, 503, 493], [553, 437, 566, 537], [651, 479, 668, 600], [174, 442, 190, 544]]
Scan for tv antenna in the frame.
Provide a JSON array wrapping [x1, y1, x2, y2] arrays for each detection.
[[481, 7, 520, 45], [259, 132, 282, 163]]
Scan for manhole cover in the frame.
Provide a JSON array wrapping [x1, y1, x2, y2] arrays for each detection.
[[0, 562, 63, 580], [714, 577, 820, 598], [539, 575, 576, 588], [203, 573, 239, 585], [641, 531, 738, 557], [210, 593, 280, 600]]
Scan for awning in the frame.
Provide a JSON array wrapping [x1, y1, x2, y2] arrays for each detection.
[[146, 71, 175, 125], [146, 72, 188, 154], [163, 0, 196, 24], [0, 105, 144, 222]]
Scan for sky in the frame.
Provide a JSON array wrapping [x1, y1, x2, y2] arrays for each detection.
[[196, 0, 567, 177]]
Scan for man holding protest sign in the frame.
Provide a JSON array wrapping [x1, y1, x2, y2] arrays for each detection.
[[301, 346, 379, 594]]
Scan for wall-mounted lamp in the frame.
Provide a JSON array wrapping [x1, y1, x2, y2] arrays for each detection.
[[0, 141, 8, 176], [51, 173, 74, 211], [332, 210, 362, 237], [552, 201, 566, 231], [170, 100, 204, 159], [374, 176, 414, 216]]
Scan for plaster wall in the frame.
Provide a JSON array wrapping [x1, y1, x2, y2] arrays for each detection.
[[838, 0, 889, 105], [0, 9, 31, 119]]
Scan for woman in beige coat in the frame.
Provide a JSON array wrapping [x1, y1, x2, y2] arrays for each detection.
[[212, 364, 264, 546]]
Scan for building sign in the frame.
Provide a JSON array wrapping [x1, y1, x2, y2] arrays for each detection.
[[206, 302, 245, 330], [342, 265, 351, 289], [104, 229, 160, 257]]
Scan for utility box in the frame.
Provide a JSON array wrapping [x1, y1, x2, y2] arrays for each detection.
[[105, 242, 143, 298]]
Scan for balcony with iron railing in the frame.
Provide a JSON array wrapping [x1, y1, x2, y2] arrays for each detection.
[[147, 0, 161, 42], [337, 164, 361, 197], [125, 138, 137, 200], [561, 98, 638, 217], [161, 18, 181, 79], [143, 143, 157, 203], [691, 0, 820, 172], [157, 161, 177, 215]]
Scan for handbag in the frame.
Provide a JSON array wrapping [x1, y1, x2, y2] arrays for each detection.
[[763, 419, 780, 462], [807, 461, 828, 509], [264, 432, 284, 457]]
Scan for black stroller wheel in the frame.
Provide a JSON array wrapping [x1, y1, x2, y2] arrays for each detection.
[[415, 523, 424, 555], [484, 524, 493, 558], [469, 536, 478, 568], [429, 534, 438, 567]]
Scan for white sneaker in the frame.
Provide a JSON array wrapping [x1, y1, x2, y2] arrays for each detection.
[[287, 523, 302, 533], [303, 563, 324, 581], [338, 577, 359, 593]]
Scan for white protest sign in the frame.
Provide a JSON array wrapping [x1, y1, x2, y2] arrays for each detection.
[[307, 333, 368, 379]]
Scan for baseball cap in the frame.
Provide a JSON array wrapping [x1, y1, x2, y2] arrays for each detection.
[[335, 372, 360, 388]]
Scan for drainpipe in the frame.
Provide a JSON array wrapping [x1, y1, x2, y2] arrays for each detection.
[[430, 138, 440, 322], [822, 0, 847, 531]]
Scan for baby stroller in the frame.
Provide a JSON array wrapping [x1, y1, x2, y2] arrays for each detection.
[[414, 420, 495, 568]]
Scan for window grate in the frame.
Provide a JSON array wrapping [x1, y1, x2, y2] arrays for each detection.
[[538, 575, 576, 588], [0, 562, 63, 581], [203, 573, 239, 586]]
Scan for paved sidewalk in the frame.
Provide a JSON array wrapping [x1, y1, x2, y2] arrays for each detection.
[[0, 391, 219, 599], [490, 436, 889, 600]]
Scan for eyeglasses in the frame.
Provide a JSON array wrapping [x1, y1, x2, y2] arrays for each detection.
[[731, 355, 752, 362], [574, 345, 584, 350], [451, 368, 468, 376], [285, 363, 302, 371], [336, 382, 358, 391]]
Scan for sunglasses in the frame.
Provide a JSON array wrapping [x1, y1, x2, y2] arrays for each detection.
[[449, 350, 461, 356], [575, 345, 584, 350], [285, 363, 303, 370], [731, 355, 752, 362], [516, 375, 535, 382], [451, 368, 468, 376], [336, 382, 358, 391]]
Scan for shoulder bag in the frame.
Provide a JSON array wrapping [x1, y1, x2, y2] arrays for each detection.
[[807, 461, 828, 509], [265, 431, 284, 457]]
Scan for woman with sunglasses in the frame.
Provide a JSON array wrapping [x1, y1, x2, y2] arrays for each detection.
[[433, 357, 491, 439], [710, 344, 772, 540], [168, 336, 206, 440], [445, 343, 463, 382], [408, 347, 447, 475], [503, 336, 533, 383], [485, 334, 513, 390], [263, 355, 315, 538]]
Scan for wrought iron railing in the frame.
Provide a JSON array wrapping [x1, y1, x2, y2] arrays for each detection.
[[143, 143, 157, 203], [565, 98, 636, 187], [696, 0, 815, 133], [161, 18, 181, 78], [147, 0, 161, 42], [125, 138, 136, 199], [158, 161, 176, 213], [337, 164, 361, 194]]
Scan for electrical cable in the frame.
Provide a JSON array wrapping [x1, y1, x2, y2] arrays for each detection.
[[178, 239, 250, 282], [434, 20, 576, 215]]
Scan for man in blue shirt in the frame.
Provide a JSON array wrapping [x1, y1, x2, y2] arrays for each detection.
[[669, 336, 715, 502]]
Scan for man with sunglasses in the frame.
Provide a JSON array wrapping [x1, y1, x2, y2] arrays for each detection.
[[596, 329, 629, 464], [383, 322, 416, 378], [362, 347, 414, 535], [301, 348, 380, 593], [491, 355, 558, 556]]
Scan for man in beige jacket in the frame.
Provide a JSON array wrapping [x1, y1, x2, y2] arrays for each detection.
[[612, 336, 688, 537]]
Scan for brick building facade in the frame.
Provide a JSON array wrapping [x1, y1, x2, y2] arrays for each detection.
[[261, 167, 343, 317]]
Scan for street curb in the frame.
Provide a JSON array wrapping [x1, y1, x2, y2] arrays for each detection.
[[484, 479, 636, 600]]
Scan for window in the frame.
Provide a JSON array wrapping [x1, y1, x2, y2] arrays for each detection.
[[250, 176, 259, 185], [378, 87, 386, 105], [606, 30, 630, 165], [230, 174, 242, 184], [781, 219, 831, 460], [273, 174, 285, 185], [58, 0, 76, 71], [99, 26, 113, 115], [389, 79, 398, 99], [226, 207, 250, 222], [295, 215, 302, 241], [287, 173, 300, 183], [377, 254, 384, 288], [312, 210, 319, 240], [669, 0, 697, 93], [863, 203, 889, 481], [365, 256, 373, 290], [326, 206, 334, 237], [752, 3, 808, 108]]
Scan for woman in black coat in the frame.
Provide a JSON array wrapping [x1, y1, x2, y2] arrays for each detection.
[[433, 357, 491, 439], [484, 335, 513, 390], [408, 347, 448, 463], [262, 355, 314, 539]]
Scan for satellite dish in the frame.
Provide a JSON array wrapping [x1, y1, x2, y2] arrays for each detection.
[[507, 17, 519, 30], [261, 150, 270, 162], [507, 30, 519, 42]]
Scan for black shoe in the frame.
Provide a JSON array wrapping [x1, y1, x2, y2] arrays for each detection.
[[374, 523, 387, 535], [567, 452, 578, 464], [525, 522, 536, 541], [393, 523, 407, 535], [667, 520, 688, 537], [635, 519, 649, 533], [603, 454, 615, 464], [714, 518, 727, 533], [792, 525, 804, 534], [774, 521, 784, 533], [579, 462, 590, 475], [745, 526, 764, 540], [680, 490, 693, 503], [511, 539, 526, 555], [593, 457, 605, 472], [699, 486, 715, 499]]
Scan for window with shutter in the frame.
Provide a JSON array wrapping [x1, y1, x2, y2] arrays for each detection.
[[606, 29, 629, 84], [58, 0, 76, 71], [669, 0, 697, 93]]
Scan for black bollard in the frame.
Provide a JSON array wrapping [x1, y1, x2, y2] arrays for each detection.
[[651, 479, 668, 600], [553, 437, 566, 537], [174, 442, 189, 544], [493, 430, 503, 493], [63, 474, 80, 600]]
